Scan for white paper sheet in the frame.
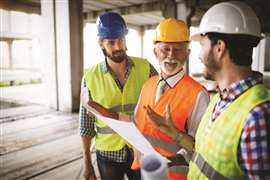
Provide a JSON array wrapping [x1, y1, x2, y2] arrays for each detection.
[[94, 112, 159, 156], [83, 104, 156, 155]]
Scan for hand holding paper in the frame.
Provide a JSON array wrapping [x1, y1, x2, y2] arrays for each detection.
[[88, 101, 119, 119], [94, 112, 159, 156], [81, 87, 118, 119]]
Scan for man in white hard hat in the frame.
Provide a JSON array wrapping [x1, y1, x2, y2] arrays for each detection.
[[148, 1, 270, 179]]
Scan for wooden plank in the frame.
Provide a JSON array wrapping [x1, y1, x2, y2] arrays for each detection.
[[32, 158, 84, 180], [32, 152, 101, 180], [1, 110, 78, 155], [0, 109, 102, 180], [1, 115, 78, 155], [0, 135, 82, 180], [2, 112, 76, 134], [0, 105, 53, 123]]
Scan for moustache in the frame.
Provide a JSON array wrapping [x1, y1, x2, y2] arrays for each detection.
[[163, 59, 179, 64], [112, 50, 126, 56]]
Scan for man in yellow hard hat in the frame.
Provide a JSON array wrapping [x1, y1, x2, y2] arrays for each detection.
[[131, 18, 209, 180]]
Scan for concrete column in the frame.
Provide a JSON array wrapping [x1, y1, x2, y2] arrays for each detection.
[[7, 40, 13, 69], [40, 0, 83, 112], [139, 26, 145, 58], [55, 0, 83, 112], [252, 34, 270, 72], [176, 0, 189, 22], [40, 0, 58, 109], [162, 0, 176, 18], [264, 34, 270, 71], [176, 0, 190, 74], [69, 0, 84, 112]]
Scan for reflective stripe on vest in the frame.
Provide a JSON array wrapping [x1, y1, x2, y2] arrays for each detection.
[[145, 135, 180, 153], [191, 152, 228, 180], [96, 103, 136, 134], [169, 165, 188, 174], [96, 126, 115, 134], [109, 103, 137, 113]]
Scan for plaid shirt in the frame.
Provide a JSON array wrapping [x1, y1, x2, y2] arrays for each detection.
[[79, 57, 157, 162], [210, 71, 270, 180]]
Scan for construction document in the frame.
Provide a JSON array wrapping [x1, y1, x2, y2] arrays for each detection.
[[87, 106, 158, 155]]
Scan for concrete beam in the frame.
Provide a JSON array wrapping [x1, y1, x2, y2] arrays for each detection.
[[83, 1, 163, 23], [0, 32, 33, 41], [0, 0, 40, 14]]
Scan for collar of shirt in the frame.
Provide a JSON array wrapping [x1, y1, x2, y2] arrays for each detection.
[[100, 56, 134, 74], [216, 71, 263, 101], [158, 69, 185, 88], [100, 56, 134, 91]]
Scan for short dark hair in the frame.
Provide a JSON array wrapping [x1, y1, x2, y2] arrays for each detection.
[[206, 33, 260, 66]]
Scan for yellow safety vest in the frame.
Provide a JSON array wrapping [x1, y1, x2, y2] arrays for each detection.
[[188, 84, 270, 180], [85, 57, 150, 151]]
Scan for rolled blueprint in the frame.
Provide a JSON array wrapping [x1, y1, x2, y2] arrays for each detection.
[[140, 153, 168, 180]]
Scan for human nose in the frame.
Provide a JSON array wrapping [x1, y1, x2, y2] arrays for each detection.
[[114, 40, 124, 50], [167, 48, 175, 58]]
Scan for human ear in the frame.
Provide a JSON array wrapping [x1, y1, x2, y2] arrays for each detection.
[[98, 40, 104, 49], [216, 40, 226, 59], [153, 47, 158, 57]]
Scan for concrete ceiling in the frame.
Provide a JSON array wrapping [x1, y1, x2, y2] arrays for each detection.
[[0, 0, 269, 32], [83, 0, 165, 28]]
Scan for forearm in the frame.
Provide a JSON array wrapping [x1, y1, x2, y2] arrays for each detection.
[[81, 136, 93, 163], [81, 135, 97, 180]]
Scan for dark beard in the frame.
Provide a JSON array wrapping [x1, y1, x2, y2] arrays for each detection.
[[103, 49, 127, 63], [203, 49, 220, 81]]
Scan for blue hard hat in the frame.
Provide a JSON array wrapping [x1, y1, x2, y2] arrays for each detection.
[[97, 12, 128, 39]]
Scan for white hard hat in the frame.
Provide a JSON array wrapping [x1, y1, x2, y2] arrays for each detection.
[[191, 1, 262, 41]]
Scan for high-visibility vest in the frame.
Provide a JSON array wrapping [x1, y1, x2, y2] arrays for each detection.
[[85, 57, 150, 151], [188, 84, 270, 180], [133, 75, 205, 180]]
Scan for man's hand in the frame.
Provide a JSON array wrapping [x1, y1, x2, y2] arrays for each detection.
[[87, 101, 119, 119], [144, 104, 178, 138], [133, 147, 144, 161], [144, 104, 194, 154]]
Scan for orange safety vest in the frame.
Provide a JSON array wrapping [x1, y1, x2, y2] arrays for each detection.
[[132, 75, 205, 180]]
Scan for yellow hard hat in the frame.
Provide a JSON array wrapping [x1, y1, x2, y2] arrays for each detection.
[[154, 18, 189, 43]]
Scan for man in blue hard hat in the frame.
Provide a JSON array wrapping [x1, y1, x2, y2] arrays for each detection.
[[79, 12, 157, 180]]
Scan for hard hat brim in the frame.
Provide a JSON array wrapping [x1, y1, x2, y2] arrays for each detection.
[[190, 31, 264, 42], [190, 32, 202, 42]]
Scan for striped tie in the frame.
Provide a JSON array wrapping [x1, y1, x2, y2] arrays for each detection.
[[155, 80, 166, 104]]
